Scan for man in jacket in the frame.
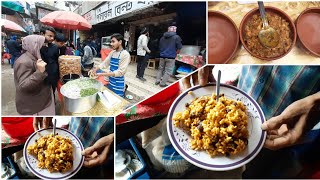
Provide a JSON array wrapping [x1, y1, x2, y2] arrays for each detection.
[[6, 35, 21, 68], [55, 33, 66, 56], [156, 24, 182, 87], [40, 25, 60, 94], [82, 40, 97, 69], [136, 27, 151, 81], [40, 26, 59, 94]]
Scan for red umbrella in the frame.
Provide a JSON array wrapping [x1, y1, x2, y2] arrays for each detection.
[[1, 19, 26, 32], [40, 11, 92, 30]]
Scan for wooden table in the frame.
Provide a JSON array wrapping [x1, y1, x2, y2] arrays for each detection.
[[58, 81, 130, 116], [208, 1, 320, 64]]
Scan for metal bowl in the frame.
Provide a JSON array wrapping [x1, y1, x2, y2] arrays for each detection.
[[60, 78, 103, 113], [179, 45, 201, 56]]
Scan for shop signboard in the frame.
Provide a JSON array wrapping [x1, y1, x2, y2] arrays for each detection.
[[83, 10, 96, 25], [95, 1, 156, 24]]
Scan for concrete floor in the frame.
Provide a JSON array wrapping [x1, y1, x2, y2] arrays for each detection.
[[1, 63, 17, 115], [1, 63, 62, 116]]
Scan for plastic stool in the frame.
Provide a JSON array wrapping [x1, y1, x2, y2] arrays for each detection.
[[147, 59, 156, 69], [131, 55, 137, 63]]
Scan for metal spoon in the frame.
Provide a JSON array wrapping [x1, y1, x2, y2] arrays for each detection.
[[53, 118, 57, 137], [216, 70, 221, 102], [258, 1, 279, 48]]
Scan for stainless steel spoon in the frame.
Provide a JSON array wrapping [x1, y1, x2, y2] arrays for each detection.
[[53, 118, 57, 137], [258, 1, 280, 48], [216, 70, 221, 102]]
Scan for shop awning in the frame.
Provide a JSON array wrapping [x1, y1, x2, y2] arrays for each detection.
[[1, 1, 25, 14], [1, 19, 26, 33]]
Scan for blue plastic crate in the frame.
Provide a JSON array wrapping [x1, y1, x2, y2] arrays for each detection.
[[116, 138, 150, 179], [2, 156, 19, 179]]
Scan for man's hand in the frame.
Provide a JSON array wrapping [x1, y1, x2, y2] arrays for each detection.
[[81, 133, 114, 168], [88, 68, 97, 76], [181, 66, 215, 91], [36, 59, 47, 73], [261, 93, 320, 150], [33, 117, 53, 131], [96, 72, 113, 77]]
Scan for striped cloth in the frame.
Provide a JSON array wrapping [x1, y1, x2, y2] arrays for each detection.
[[162, 144, 191, 173], [238, 66, 320, 178], [238, 65, 320, 120], [69, 117, 114, 148]]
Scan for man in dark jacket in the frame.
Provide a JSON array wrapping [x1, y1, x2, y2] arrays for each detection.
[[6, 35, 21, 68], [155, 24, 182, 87], [55, 33, 67, 56], [40, 25, 60, 94]]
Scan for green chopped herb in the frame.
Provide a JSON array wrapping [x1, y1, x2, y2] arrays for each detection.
[[80, 88, 99, 97]]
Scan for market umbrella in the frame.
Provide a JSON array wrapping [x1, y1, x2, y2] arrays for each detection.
[[1, 19, 26, 33], [40, 11, 92, 30], [1, 1, 25, 14]]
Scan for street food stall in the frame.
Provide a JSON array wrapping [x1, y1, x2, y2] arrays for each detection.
[[39, 11, 130, 116], [56, 55, 129, 116]]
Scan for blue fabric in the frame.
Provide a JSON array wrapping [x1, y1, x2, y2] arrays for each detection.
[[107, 50, 125, 97], [10, 54, 16, 67], [69, 117, 114, 148], [162, 144, 184, 160], [238, 66, 320, 120], [11, 35, 17, 41], [159, 32, 182, 59], [238, 66, 320, 178], [75, 50, 80, 56]]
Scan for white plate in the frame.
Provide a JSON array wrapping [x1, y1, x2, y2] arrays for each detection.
[[23, 128, 84, 179], [167, 83, 266, 171]]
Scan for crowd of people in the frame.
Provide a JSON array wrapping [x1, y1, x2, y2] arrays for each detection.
[[3, 25, 101, 115], [135, 23, 183, 88], [3, 23, 186, 114]]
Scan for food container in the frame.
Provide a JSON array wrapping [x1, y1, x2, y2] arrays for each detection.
[[60, 78, 103, 113], [179, 45, 201, 56], [62, 74, 80, 84], [116, 138, 149, 179], [208, 11, 240, 64], [58, 55, 82, 81], [296, 7, 320, 57], [2, 117, 34, 138], [239, 6, 296, 60]]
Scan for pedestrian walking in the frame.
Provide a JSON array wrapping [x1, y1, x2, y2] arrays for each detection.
[[155, 23, 182, 87], [6, 35, 22, 68], [136, 27, 151, 82], [14, 35, 55, 115]]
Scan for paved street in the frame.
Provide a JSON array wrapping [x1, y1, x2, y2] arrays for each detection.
[[1, 63, 17, 115]]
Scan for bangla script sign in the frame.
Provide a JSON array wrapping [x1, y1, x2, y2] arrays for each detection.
[[95, 1, 156, 24], [83, 10, 96, 25]]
